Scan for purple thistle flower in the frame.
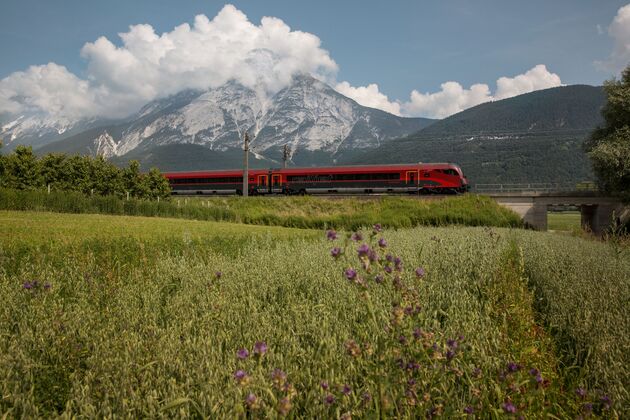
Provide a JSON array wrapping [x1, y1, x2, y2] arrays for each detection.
[[601, 395, 612, 410], [234, 370, 248, 383], [413, 328, 422, 339], [253, 341, 268, 356], [378, 238, 387, 248], [43, 282, 51, 290], [277, 397, 292, 416], [22, 281, 33, 290], [406, 361, 420, 370], [368, 250, 378, 262], [320, 381, 329, 390], [245, 393, 258, 408], [385, 254, 394, 262], [464, 406, 474, 415], [351, 232, 363, 242], [446, 350, 455, 361], [342, 384, 351, 395], [575, 388, 587, 398], [357, 244, 370, 257], [529, 368, 539, 376], [408, 378, 417, 386], [398, 335, 408, 345], [535, 373, 543, 384], [507, 362, 520, 373], [384, 265, 393, 274], [415, 267, 426, 278], [215, 271, 222, 279], [582, 403, 593, 413], [326, 229, 338, 240], [330, 247, 342, 258], [502, 401, 517, 414], [374, 274, 384, 284], [373, 223, 382, 233], [271, 368, 287, 386], [394, 256, 402, 265], [236, 348, 249, 359], [344, 268, 357, 280], [362, 391, 372, 404], [447, 339, 458, 349], [324, 394, 335, 405]]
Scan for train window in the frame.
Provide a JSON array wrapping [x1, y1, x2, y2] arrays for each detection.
[[423, 172, 430, 178], [443, 169, 459, 176]]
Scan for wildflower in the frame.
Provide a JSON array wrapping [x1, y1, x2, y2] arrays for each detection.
[[535, 373, 543, 384], [404, 306, 414, 315], [277, 397, 292, 416], [447, 338, 458, 349], [236, 348, 249, 359], [373, 223, 382, 233], [413, 328, 423, 339], [342, 384, 352, 395], [22, 281, 33, 290], [271, 368, 287, 388], [326, 230, 338, 240], [378, 238, 387, 248], [351, 232, 363, 241], [324, 394, 335, 405], [43, 282, 51, 290], [320, 381, 329, 390], [234, 370, 249, 385], [506, 362, 520, 373], [398, 335, 408, 345], [345, 340, 362, 357], [215, 271, 222, 279], [357, 244, 370, 257], [582, 403, 593, 413], [245, 393, 260, 409], [367, 250, 378, 262], [362, 391, 372, 404], [446, 350, 455, 361], [253, 341, 268, 356], [601, 395, 612, 410], [374, 274, 384, 283], [529, 368, 539, 376], [408, 378, 417, 386], [406, 361, 420, 370], [502, 401, 517, 414], [344, 268, 357, 281], [385, 254, 394, 262], [464, 406, 474, 415], [331, 247, 342, 258], [394, 257, 402, 265], [283, 382, 297, 399], [384, 265, 393, 274], [575, 388, 587, 398], [415, 267, 425, 278]]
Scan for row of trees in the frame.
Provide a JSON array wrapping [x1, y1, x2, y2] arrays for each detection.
[[0, 145, 171, 200], [585, 65, 630, 203]]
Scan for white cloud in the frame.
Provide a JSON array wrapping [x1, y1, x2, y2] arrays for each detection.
[[403, 82, 492, 119], [0, 4, 337, 120], [494, 64, 562, 100], [596, 4, 630, 73], [335, 82, 401, 115], [338, 65, 561, 119]]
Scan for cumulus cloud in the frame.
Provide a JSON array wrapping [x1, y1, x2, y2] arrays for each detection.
[[0, 4, 337, 120], [338, 65, 561, 119], [335, 82, 401, 115], [595, 4, 630, 74]]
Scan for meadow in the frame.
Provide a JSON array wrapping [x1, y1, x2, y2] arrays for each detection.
[[0, 211, 627, 418], [0, 189, 522, 230]]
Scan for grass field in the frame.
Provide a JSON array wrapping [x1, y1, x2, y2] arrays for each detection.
[[0, 211, 627, 417], [548, 211, 581, 232], [0, 189, 522, 230]]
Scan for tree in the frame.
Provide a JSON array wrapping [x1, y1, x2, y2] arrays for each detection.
[[142, 167, 172, 200], [584, 65, 630, 202], [122, 160, 148, 199], [3, 145, 42, 190]]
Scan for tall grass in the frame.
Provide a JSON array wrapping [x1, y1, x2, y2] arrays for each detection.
[[0, 212, 626, 417], [0, 188, 522, 230]]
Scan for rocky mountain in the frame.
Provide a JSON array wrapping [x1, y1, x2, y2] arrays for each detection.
[[6, 74, 433, 169], [344, 85, 605, 185]]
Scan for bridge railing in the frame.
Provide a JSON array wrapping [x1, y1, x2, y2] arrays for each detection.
[[472, 182, 598, 194]]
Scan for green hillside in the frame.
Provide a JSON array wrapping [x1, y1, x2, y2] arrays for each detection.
[[347, 85, 605, 185]]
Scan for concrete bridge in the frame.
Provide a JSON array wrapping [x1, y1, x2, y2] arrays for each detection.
[[488, 191, 626, 234]]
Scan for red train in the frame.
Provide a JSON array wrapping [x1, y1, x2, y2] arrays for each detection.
[[164, 163, 469, 195]]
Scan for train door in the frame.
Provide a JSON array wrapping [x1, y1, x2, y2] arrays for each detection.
[[257, 174, 268, 194], [406, 171, 418, 185], [272, 174, 282, 194]]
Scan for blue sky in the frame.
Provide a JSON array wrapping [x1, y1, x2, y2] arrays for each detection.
[[1, 0, 628, 119]]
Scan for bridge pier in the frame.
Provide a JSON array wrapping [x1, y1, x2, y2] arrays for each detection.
[[581, 204, 624, 235]]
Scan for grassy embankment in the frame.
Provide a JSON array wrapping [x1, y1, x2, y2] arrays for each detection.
[[0, 188, 521, 230], [0, 211, 627, 417]]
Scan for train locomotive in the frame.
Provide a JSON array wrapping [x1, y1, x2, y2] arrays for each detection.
[[164, 163, 469, 196]]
